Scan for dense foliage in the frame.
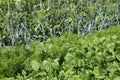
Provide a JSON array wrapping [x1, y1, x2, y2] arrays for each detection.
[[0, 26, 120, 80], [0, 0, 120, 79], [0, 0, 120, 46]]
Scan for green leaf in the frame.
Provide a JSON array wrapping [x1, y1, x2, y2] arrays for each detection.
[[64, 53, 74, 63], [52, 58, 59, 70], [42, 60, 51, 72], [31, 60, 39, 71], [111, 35, 117, 40], [22, 70, 26, 76], [116, 54, 120, 61], [93, 67, 100, 78], [106, 62, 118, 77]]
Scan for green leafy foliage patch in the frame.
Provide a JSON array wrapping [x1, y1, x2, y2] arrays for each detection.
[[0, 26, 120, 80], [0, 0, 120, 46]]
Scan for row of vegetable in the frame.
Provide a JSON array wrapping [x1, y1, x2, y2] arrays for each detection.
[[0, 0, 120, 47], [0, 26, 120, 80]]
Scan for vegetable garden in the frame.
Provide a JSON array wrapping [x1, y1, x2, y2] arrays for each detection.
[[0, 0, 120, 80]]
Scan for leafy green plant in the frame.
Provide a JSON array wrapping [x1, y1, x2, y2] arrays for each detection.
[[0, 0, 120, 46], [0, 45, 33, 78], [1, 26, 120, 79]]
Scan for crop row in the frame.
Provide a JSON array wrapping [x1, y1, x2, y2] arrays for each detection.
[[0, 0, 120, 47], [0, 26, 120, 79]]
